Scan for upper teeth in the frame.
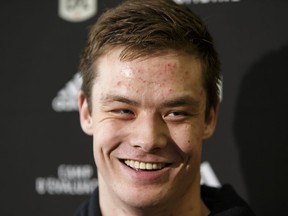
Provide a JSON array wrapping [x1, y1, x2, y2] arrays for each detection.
[[124, 160, 166, 170]]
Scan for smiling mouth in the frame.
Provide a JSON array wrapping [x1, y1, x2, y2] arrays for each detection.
[[123, 159, 169, 171]]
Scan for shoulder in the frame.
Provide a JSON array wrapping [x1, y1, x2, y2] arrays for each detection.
[[201, 184, 255, 216]]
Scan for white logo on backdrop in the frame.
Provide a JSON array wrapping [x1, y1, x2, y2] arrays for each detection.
[[52, 73, 82, 112], [200, 161, 221, 187], [35, 164, 98, 195], [174, 0, 240, 4], [58, 0, 97, 23]]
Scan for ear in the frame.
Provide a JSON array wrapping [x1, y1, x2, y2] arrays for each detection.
[[78, 91, 93, 136], [203, 100, 220, 139]]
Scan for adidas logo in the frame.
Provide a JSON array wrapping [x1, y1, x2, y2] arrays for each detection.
[[52, 73, 82, 112], [200, 161, 221, 187]]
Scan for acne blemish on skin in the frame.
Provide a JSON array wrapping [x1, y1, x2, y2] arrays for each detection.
[[167, 63, 176, 68], [138, 77, 147, 84], [165, 63, 177, 73]]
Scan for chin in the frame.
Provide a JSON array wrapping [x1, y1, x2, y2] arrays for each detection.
[[117, 185, 170, 209], [123, 196, 163, 209]]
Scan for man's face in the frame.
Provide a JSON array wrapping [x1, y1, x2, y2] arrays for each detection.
[[79, 48, 218, 209]]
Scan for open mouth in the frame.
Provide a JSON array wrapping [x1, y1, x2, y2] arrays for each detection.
[[122, 159, 170, 171]]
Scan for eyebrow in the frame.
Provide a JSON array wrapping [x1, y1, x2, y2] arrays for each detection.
[[100, 94, 139, 106], [160, 95, 200, 109], [100, 94, 200, 109]]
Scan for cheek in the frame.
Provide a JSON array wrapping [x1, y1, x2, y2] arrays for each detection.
[[92, 121, 124, 154], [169, 124, 204, 153], [92, 121, 126, 173]]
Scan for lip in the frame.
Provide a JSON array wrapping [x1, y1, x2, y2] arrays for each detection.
[[118, 159, 172, 183]]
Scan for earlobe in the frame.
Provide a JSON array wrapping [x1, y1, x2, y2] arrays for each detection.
[[203, 101, 219, 139], [78, 91, 93, 136]]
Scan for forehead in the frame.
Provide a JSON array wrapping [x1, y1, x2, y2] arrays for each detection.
[[98, 48, 202, 79], [93, 48, 204, 101]]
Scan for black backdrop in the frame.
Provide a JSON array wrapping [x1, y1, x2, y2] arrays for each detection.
[[1, 0, 288, 215]]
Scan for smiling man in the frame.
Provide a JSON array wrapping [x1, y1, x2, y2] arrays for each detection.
[[76, 0, 254, 215]]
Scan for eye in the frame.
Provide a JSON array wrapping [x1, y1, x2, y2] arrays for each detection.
[[110, 109, 135, 119], [114, 109, 133, 114], [170, 111, 186, 115], [167, 111, 189, 117], [164, 111, 191, 121]]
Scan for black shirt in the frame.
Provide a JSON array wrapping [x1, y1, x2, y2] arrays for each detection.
[[75, 184, 255, 216]]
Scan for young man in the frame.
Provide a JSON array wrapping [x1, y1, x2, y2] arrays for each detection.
[[77, 0, 254, 215]]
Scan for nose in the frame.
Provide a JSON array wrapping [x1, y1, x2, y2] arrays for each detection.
[[129, 113, 169, 152]]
